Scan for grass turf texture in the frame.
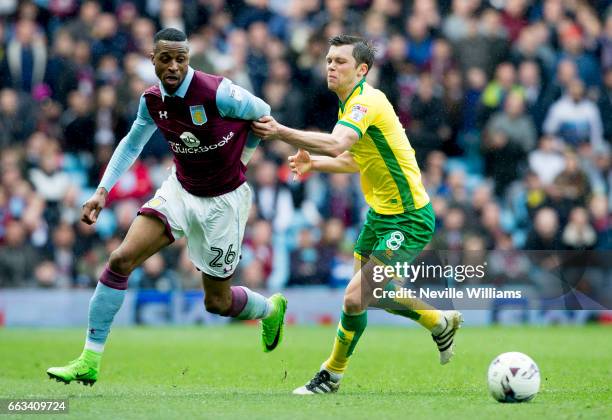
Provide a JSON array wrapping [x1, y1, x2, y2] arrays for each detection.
[[0, 325, 610, 419]]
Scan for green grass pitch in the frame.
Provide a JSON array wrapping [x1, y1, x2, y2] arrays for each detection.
[[1, 324, 610, 419]]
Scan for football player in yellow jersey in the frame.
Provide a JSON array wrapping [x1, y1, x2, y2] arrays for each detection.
[[253, 35, 462, 394]]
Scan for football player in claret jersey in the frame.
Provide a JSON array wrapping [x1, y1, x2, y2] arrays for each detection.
[[253, 35, 462, 394], [46, 28, 287, 386]]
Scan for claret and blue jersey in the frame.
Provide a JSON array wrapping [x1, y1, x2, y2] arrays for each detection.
[[98, 66, 270, 197]]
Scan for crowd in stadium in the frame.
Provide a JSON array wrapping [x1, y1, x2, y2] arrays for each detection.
[[0, 0, 610, 290]]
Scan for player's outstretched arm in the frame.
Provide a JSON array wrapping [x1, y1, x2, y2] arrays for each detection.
[[289, 150, 359, 175], [252, 116, 358, 157], [86, 95, 157, 225]]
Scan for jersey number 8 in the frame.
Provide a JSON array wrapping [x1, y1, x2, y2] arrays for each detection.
[[386, 231, 405, 251]]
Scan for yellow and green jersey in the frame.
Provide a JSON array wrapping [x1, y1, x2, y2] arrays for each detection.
[[337, 79, 429, 214]]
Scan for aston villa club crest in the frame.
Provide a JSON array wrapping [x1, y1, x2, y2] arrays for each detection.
[[190, 105, 207, 125]]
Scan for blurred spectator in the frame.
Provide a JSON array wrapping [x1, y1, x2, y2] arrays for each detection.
[[440, 68, 463, 155], [466, 182, 494, 228], [525, 207, 563, 250], [597, 67, 612, 143], [378, 33, 410, 115], [588, 195, 611, 249], [406, 14, 434, 69], [91, 13, 127, 66], [442, 0, 477, 42], [562, 206, 597, 250], [528, 135, 566, 186], [601, 14, 612, 70], [44, 221, 77, 286], [94, 85, 128, 146], [521, 170, 547, 219], [312, 0, 361, 35], [113, 200, 141, 238], [0, 220, 37, 286], [517, 60, 549, 132], [34, 260, 60, 288], [482, 131, 524, 197], [0, 19, 47, 93], [557, 22, 600, 87], [501, 0, 528, 43], [73, 219, 99, 261], [246, 21, 270, 97], [263, 58, 305, 128], [422, 150, 447, 197], [444, 169, 469, 206], [479, 201, 505, 249], [132, 253, 180, 291], [95, 55, 123, 86], [176, 245, 201, 290], [479, 7, 510, 69], [28, 143, 72, 226], [488, 232, 531, 283], [480, 62, 523, 127], [316, 217, 345, 284], [157, 0, 186, 33], [543, 58, 578, 107], [288, 228, 324, 286], [510, 24, 555, 77], [242, 219, 274, 288], [461, 66, 487, 135], [106, 160, 153, 205], [37, 98, 63, 139], [549, 152, 591, 213], [252, 160, 294, 231], [64, 0, 99, 41], [319, 173, 361, 228], [329, 240, 354, 288], [454, 17, 502, 80], [0, 88, 36, 147], [543, 78, 604, 149], [73, 39, 95, 96], [44, 29, 78, 107], [61, 90, 96, 152], [485, 90, 537, 153], [409, 72, 449, 163], [431, 206, 466, 250]]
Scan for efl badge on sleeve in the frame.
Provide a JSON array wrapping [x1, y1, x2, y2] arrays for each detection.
[[349, 104, 368, 122], [190, 105, 207, 126], [145, 196, 166, 209], [229, 84, 243, 101]]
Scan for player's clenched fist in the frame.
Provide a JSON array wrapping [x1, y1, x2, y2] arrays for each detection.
[[288, 149, 312, 176], [252, 116, 282, 140], [81, 188, 108, 225]]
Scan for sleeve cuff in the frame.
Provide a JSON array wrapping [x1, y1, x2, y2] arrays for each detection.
[[337, 120, 363, 138]]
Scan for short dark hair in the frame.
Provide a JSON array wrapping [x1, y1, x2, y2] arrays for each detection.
[[154, 28, 187, 44], [329, 35, 375, 74]]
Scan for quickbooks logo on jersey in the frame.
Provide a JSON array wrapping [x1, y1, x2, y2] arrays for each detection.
[[171, 131, 236, 154]]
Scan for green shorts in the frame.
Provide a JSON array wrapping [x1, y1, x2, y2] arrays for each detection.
[[354, 202, 435, 266]]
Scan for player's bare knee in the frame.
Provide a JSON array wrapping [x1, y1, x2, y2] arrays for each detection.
[[343, 293, 365, 314], [108, 249, 137, 275], [204, 294, 232, 315]]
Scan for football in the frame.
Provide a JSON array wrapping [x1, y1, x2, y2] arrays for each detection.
[[487, 352, 541, 403]]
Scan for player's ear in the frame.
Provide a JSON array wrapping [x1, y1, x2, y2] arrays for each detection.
[[150, 52, 155, 64], [359, 63, 368, 78]]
